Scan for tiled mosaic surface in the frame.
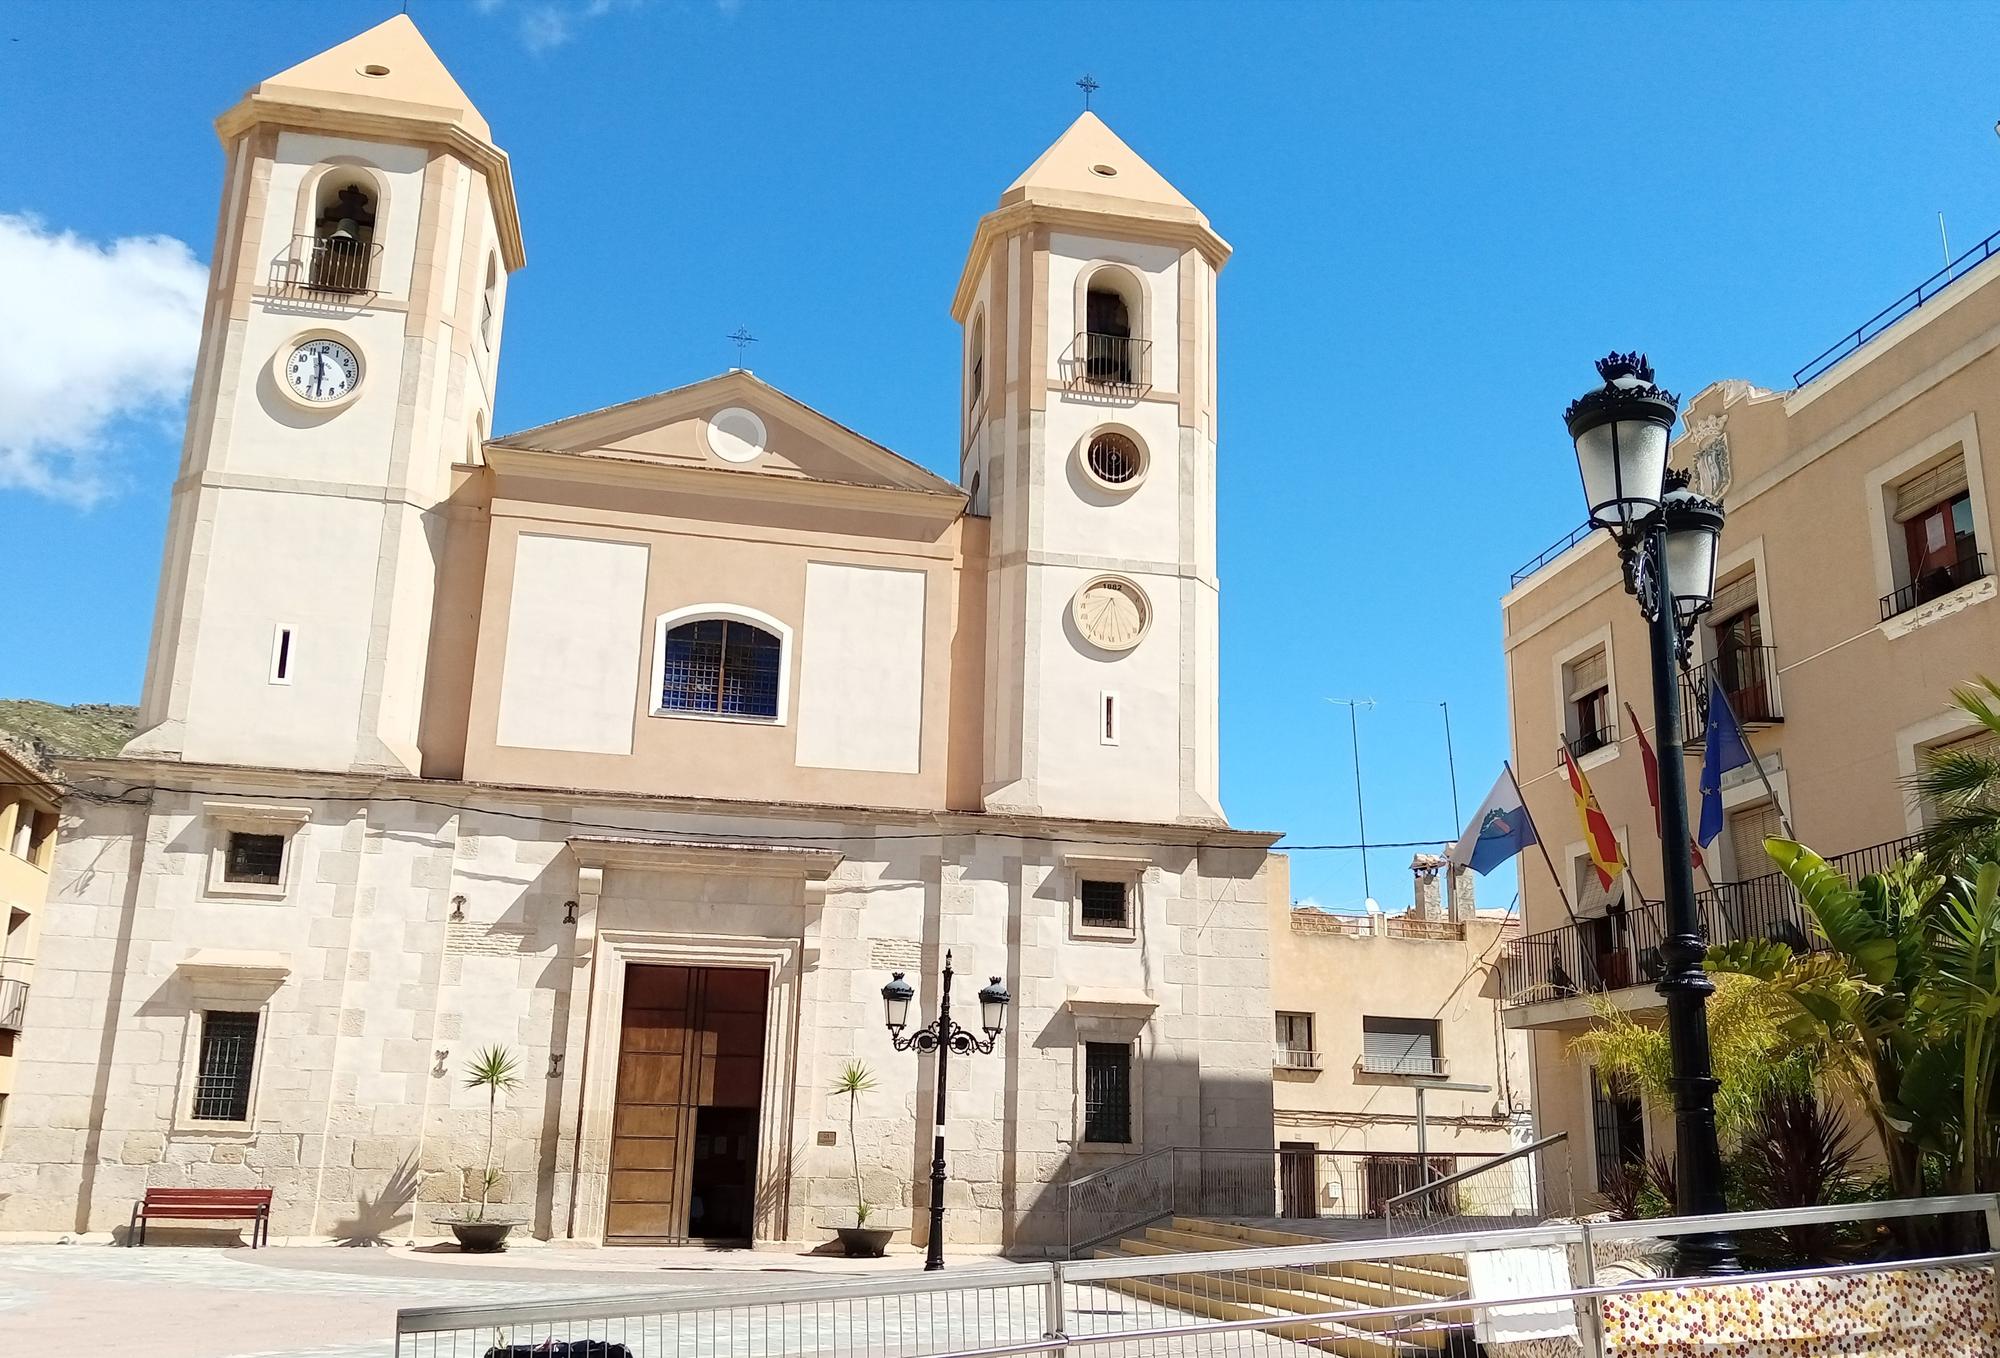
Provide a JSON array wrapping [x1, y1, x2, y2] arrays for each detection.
[[1600, 1265, 1998, 1356]]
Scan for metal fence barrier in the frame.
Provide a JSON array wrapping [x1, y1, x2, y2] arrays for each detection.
[[396, 1193, 2000, 1358]]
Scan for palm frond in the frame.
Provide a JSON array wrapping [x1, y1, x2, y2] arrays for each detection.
[[463, 1044, 521, 1092]]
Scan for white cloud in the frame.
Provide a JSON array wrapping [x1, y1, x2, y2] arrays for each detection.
[[480, 0, 636, 54], [0, 214, 206, 506]]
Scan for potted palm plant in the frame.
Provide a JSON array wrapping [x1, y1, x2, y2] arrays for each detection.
[[448, 1045, 522, 1252], [830, 1059, 892, 1257]]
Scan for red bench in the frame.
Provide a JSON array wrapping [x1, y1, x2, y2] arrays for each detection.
[[130, 1187, 274, 1247]]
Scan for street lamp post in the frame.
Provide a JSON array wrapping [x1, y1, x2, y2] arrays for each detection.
[[1564, 353, 1739, 1276], [881, 952, 1010, 1271]]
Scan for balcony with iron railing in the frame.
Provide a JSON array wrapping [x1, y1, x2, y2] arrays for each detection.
[[1357, 1052, 1450, 1078], [269, 233, 382, 299], [1681, 644, 1783, 737], [1880, 552, 1989, 621], [0, 957, 28, 1033], [1273, 1045, 1322, 1071], [1562, 722, 1617, 762], [1063, 332, 1152, 397], [1501, 832, 1924, 1010]]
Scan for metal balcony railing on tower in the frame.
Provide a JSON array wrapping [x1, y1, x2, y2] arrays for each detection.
[[1066, 331, 1151, 396], [1681, 643, 1783, 738], [271, 233, 382, 298]]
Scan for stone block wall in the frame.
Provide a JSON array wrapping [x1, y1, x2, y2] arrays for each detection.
[[0, 767, 1277, 1251]]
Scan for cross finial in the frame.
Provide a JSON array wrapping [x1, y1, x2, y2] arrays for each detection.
[[726, 326, 758, 364], [1076, 73, 1099, 111]]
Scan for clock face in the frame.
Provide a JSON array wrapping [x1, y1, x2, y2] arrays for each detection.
[[1073, 576, 1151, 652], [285, 338, 360, 404]]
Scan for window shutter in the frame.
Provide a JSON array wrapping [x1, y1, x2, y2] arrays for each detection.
[[1362, 1017, 1437, 1073], [1728, 801, 1784, 882], [1894, 454, 1970, 521], [1566, 648, 1608, 700], [1711, 571, 1759, 622], [1575, 855, 1614, 914]]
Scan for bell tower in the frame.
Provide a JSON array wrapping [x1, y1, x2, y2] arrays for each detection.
[[953, 113, 1229, 825], [127, 17, 523, 774]]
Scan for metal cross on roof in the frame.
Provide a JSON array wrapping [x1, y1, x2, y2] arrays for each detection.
[[726, 326, 758, 363], [1076, 74, 1099, 110]]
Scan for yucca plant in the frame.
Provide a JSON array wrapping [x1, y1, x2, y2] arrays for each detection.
[[463, 1045, 521, 1221], [830, 1059, 878, 1227]]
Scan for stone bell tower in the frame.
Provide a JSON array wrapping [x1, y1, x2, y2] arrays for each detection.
[[952, 113, 1229, 825], [127, 16, 524, 774]]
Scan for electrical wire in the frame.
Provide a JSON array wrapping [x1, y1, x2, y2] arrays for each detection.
[[0, 776, 1449, 853]]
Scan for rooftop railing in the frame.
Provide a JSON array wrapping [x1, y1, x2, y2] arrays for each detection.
[[1509, 521, 1595, 587], [1794, 224, 2000, 387]]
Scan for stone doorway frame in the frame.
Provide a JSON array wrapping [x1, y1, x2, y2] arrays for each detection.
[[572, 930, 804, 1245]]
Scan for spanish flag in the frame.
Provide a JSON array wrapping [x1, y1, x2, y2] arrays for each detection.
[[1560, 747, 1627, 891]]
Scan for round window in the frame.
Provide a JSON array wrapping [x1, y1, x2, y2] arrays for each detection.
[[705, 406, 768, 463], [1084, 431, 1144, 489]]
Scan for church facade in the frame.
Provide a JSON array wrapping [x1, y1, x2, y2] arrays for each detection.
[[0, 18, 1280, 1249]]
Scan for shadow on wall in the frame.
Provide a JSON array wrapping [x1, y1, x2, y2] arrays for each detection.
[[330, 1155, 420, 1246]]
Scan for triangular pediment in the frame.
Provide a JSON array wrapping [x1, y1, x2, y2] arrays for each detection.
[[489, 370, 962, 500]]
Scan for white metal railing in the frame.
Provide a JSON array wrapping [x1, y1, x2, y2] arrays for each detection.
[[1357, 1053, 1449, 1078], [395, 1193, 2000, 1358], [1271, 1045, 1320, 1070]]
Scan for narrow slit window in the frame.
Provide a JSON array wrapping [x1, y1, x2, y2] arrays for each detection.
[[270, 626, 294, 684], [1100, 691, 1120, 745], [1084, 1041, 1133, 1144]]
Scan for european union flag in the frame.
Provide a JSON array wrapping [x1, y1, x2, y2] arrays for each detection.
[[1698, 682, 1755, 847]]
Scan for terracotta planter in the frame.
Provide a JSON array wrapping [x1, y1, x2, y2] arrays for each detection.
[[835, 1225, 894, 1258], [447, 1218, 519, 1252]]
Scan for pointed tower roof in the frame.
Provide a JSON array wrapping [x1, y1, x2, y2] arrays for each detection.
[[246, 16, 491, 141], [216, 16, 524, 268], [953, 113, 1227, 320], [1001, 112, 1199, 216]]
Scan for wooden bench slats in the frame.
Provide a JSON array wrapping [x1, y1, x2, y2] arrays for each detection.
[[131, 1186, 274, 1247]]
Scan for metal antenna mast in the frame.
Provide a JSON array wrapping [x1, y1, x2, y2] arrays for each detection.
[[1440, 701, 1463, 836], [1326, 698, 1377, 901]]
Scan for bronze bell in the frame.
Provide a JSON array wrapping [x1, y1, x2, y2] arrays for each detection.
[[320, 185, 376, 241]]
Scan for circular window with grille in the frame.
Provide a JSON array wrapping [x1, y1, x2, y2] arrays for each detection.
[[1082, 430, 1146, 491]]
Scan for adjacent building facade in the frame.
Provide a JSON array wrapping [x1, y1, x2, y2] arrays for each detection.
[[1268, 856, 1532, 1219], [0, 18, 1283, 1249], [0, 738, 60, 1147], [1501, 233, 2000, 1197]]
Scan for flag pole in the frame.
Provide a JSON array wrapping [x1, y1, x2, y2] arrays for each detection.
[[1707, 687, 1797, 840], [1507, 761, 1583, 928]]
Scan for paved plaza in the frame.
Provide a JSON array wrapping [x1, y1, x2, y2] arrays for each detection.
[[0, 1239, 1008, 1358]]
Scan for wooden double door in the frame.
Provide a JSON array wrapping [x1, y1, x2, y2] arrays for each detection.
[[607, 964, 769, 1244]]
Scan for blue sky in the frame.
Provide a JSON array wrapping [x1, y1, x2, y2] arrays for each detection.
[[4, 0, 2000, 914]]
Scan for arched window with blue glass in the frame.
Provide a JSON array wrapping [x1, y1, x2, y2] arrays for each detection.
[[650, 605, 792, 723]]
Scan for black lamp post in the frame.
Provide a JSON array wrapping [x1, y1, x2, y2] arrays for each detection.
[[881, 951, 1010, 1270], [1564, 353, 1738, 1276]]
